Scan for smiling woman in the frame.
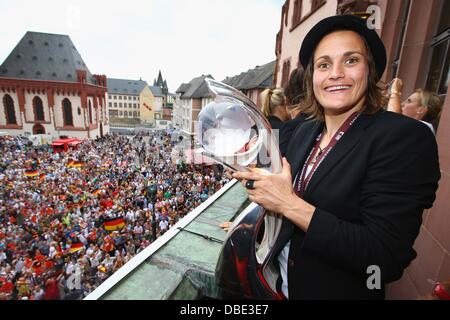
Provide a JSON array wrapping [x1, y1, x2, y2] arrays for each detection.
[[301, 31, 386, 122], [233, 14, 440, 300]]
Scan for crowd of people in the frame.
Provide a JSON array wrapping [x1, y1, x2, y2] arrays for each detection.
[[0, 130, 230, 300]]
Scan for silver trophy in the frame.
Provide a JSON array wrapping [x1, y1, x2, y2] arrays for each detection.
[[196, 79, 285, 299]]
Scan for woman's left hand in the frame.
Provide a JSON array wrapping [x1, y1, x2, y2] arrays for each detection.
[[232, 158, 297, 215]]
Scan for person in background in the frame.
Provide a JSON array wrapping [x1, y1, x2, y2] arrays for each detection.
[[279, 68, 308, 156], [260, 88, 290, 130], [284, 68, 304, 113], [386, 79, 443, 134]]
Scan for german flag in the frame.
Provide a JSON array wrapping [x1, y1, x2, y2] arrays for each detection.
[[67, 161, 84, 168], [24, 170, 39, 177], [68, 243, 84, 254], [39, 173, 45, 182], [72, 161, 84, 168], [104, 217, 126, 231]]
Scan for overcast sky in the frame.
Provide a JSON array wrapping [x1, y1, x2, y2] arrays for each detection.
[[0, 0, 285, 92]]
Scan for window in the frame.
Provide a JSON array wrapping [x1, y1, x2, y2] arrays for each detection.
[[33, 96, 45, 121], [281, 60, 291, 88], [119, 96, 122, 100], [114, 95, 117, 100], [426, 1, 450, 96], [292, 0, 303, 27], [88, 101, 93, 124], [114, 102, 117, 107], [311, 0, 325, 12], [109, 102, 112, 107], [119, 111, 123, 116], [436, 0, 450, 34], [108, 95, 112, 99], [124, 111, 128, 117], [119, 103, 122, 108], [3, 94, 17, 125], [62, 98, 73, 126]]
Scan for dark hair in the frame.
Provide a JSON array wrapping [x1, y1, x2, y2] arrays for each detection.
[[300, 31, 387, 121], [284, 68, 304, 106]]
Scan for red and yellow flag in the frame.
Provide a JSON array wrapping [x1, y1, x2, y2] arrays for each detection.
[[24, 170, 39, 177], [104, 217, 126, 231], [69, 243, 84, 254], [67, 161, 84, 168]]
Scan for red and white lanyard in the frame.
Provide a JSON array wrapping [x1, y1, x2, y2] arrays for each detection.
[[295, 112, 361, 196]]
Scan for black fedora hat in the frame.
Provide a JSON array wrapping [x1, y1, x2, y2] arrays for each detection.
[[299, 14, 387, 80]]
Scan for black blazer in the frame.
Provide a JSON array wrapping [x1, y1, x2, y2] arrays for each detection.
[[268, 116, 284, 131], [274, 110, 440, 299], [279, 114, 308, 156]]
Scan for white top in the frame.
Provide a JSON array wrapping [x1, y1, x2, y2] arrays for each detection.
[[420, 120, 435, 135]]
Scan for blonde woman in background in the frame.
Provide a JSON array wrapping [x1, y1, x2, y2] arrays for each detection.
[[260, 88, 290, 130], [401, 88, 443, 134], [387, 79, 443, 134]]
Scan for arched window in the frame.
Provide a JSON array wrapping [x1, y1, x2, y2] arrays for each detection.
[[62, 98, 73, 126], [33, 96, 45, 121], [88, 100, 93, 124], [33, 123, 45, 134], [3, 94, 17, 125]]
